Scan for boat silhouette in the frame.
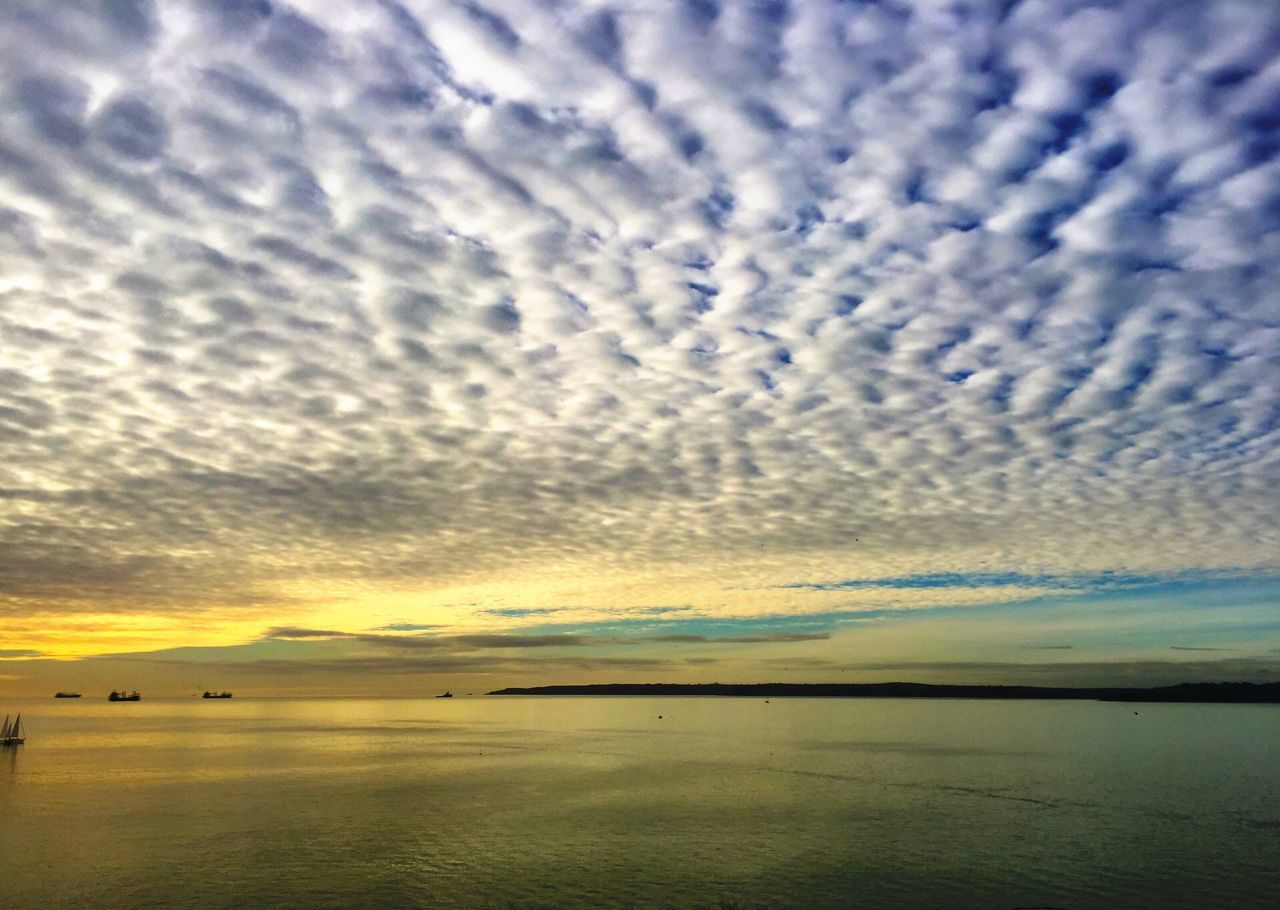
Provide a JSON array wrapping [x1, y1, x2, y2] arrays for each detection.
[[436, 690, 453, 698], [54, 692, 81, 698], [1, 714, 24, 746], [202, 691, 232, 699], [108, 690, 141, 702]]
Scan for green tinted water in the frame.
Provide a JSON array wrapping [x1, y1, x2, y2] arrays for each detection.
[[2, 696, 1276, 908]]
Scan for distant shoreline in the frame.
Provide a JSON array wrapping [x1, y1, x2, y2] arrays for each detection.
[[487, 681, 1280, 703]]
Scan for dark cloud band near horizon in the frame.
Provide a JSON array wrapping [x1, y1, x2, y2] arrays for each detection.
[[0, 1, 1277, 678], [260, 626, 830, 647]]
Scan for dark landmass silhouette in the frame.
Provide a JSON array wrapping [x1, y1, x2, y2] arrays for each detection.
[[487, 682, 1280, 703]]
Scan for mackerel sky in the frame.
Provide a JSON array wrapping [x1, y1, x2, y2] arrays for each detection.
[[1, 0, 1278, 691]]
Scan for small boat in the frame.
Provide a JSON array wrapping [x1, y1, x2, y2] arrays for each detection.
[[202, 691, 232, 699], [108, 690, 141, 702], [436, 690, 453, 698], [54, 692, 81, 698], [1, 714, 24, 747]]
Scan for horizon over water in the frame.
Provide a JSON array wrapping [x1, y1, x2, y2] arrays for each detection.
[[2, 696, 1277, 909]]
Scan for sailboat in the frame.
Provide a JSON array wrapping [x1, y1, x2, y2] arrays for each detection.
[[1, 714, 24, 746]]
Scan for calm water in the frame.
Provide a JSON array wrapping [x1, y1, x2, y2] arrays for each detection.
[[1, 696, 1276, 909]]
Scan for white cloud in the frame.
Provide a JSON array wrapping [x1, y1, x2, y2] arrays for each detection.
[[0, 0, 1277, 623]]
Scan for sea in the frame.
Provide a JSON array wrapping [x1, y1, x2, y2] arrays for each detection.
[[1, 695, 1276, 909]]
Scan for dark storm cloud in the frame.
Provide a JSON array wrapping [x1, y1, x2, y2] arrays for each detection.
[[0, 0, 1276, 634]]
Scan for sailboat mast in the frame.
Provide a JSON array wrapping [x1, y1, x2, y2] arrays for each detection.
[[2, 714, 26, 743]]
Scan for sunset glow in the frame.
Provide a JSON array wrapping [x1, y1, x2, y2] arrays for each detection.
[[1, 0, 1277, 695]]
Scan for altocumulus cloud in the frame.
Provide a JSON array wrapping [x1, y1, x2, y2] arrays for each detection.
[[0, 0, 1277, 627]]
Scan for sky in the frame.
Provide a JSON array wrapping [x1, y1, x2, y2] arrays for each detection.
[[1, 0, 1278, 695]]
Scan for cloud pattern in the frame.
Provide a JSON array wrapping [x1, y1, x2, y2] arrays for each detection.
[[0, 0, 1278, 632]]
